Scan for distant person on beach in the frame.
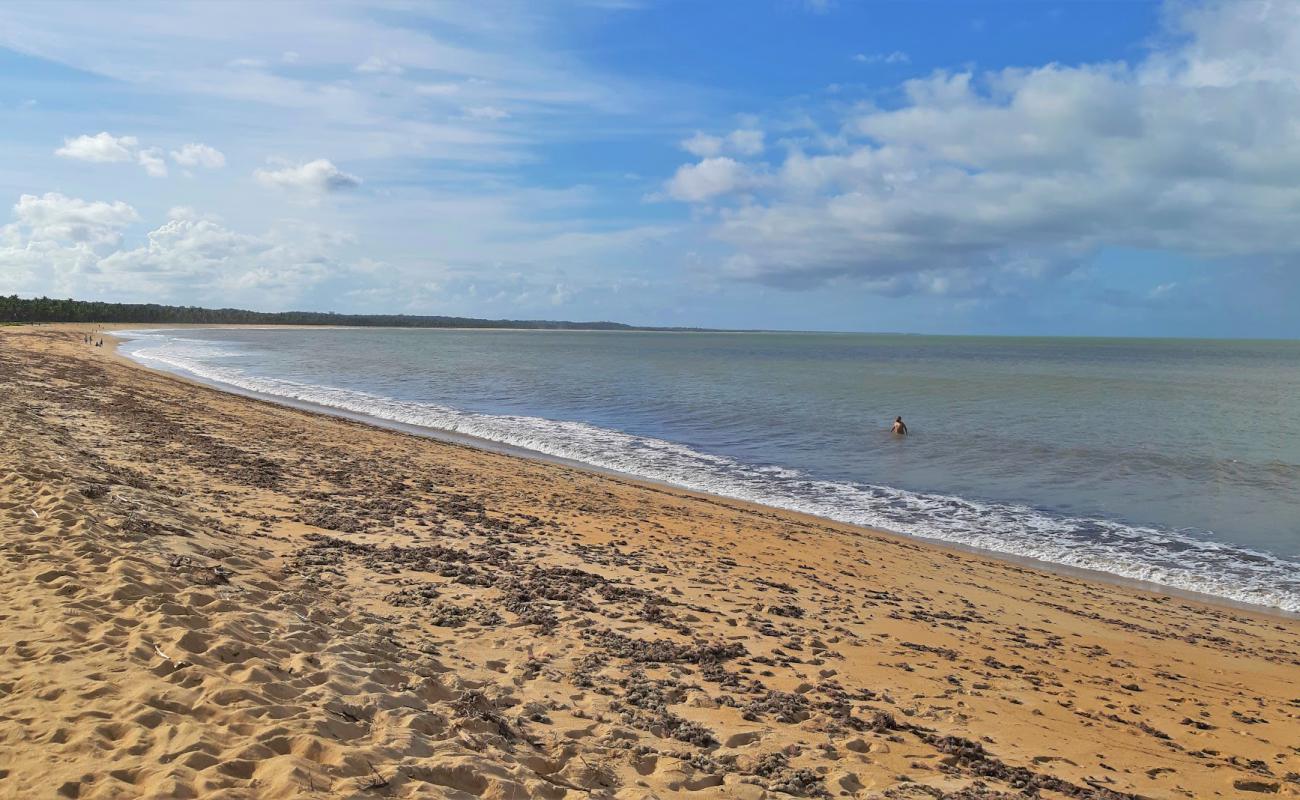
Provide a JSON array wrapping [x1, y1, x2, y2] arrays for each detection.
[[891, 416, 908, 435]]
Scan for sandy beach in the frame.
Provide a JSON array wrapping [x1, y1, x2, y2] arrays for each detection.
[[1, 324, 1298, 800]]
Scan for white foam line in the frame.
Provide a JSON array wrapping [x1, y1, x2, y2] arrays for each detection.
[[115, 329, 1300, 613]]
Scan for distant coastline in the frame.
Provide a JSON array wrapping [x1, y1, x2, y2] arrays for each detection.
[[0, 295, 712, 332], [7, 296, 1298, 341]]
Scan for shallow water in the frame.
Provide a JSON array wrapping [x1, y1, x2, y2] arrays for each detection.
[[117, 328, 1300, 611]]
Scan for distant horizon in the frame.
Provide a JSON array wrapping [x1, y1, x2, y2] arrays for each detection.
[[2, 2, 1300, 339], [8, 293, 1300, 342]]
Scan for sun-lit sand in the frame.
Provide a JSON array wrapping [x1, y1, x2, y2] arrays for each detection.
[[2, 324, 1298, 799]]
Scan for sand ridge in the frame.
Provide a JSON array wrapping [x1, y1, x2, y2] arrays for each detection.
[[1, 324, 1298, 799]]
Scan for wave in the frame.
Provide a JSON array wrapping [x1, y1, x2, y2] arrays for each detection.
[[116, 329, 1300, 613]]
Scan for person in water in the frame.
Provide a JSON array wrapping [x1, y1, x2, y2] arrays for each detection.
[[891, 416, 908, 435]]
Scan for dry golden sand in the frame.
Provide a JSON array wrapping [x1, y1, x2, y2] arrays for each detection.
[[1, 324, 1298, 800]]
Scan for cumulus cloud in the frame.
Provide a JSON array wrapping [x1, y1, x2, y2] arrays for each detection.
[[0, 194, 349, 303], [97, 210, 333, 296], [726, 129, 764, 156], [666, 1, 1300, 292], [55, 132, 139, 162], [9, 192, 138, 246], [254, 159, 361, 193], [666, 157, 758, 202], [56, 132, 225, 177], [681, 128, 764, 158], [681, 132, 724, 158], [137, 148, 168, 178], [99, 211, 261, 275], [170, 143, 226, 169]]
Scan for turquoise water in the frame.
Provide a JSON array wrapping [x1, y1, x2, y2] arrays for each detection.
[[117, 328, 1300, 611]]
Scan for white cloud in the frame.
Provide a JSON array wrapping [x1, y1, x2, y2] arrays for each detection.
[[254, 159, 361, 193], [681, 132, 724, 158], [681, 128, 764, 158], [170, 143, 226, 169], [726, 129, 764, 156], [137, 148, 168, 178], [0, 195, 351, 304], [55, 132, 139, 163], [10, 192, 138, 246], [666, 157, 757, 202], [55, 133, 224, 178], [667, 1, 1300, 292], [96, 212, 333, 297]]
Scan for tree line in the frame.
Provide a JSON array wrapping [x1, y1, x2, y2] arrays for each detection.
[[0, 295, 651, 331]]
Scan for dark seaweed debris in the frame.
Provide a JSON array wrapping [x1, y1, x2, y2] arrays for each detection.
[[583, 628, 746, 665]]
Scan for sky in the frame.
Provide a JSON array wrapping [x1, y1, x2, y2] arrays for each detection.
[[1, 0, 1298, 337]]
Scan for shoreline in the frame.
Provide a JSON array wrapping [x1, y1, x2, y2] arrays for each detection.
[[4, 322, 1299, 799], [110, 324, 1296, 620]]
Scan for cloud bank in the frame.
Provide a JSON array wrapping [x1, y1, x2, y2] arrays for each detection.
[[666, 1, 1300, 295], [0, 195, 358, 305]]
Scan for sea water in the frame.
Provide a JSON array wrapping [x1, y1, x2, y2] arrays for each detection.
[[116, 328, 1300, 612]]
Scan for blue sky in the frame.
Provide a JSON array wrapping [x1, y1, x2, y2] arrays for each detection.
[[1, 0, 1298, 337]]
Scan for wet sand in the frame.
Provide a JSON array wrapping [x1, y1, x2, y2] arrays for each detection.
[[2, 323, 1298, 799]]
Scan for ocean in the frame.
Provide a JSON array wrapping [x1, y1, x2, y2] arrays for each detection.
[[115, 328, 1300, 612]]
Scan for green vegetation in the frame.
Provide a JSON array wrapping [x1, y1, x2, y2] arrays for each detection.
[[0, 295, 659, 331]]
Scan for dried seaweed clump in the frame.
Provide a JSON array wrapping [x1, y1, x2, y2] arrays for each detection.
[[583, 629, 746, 665]]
